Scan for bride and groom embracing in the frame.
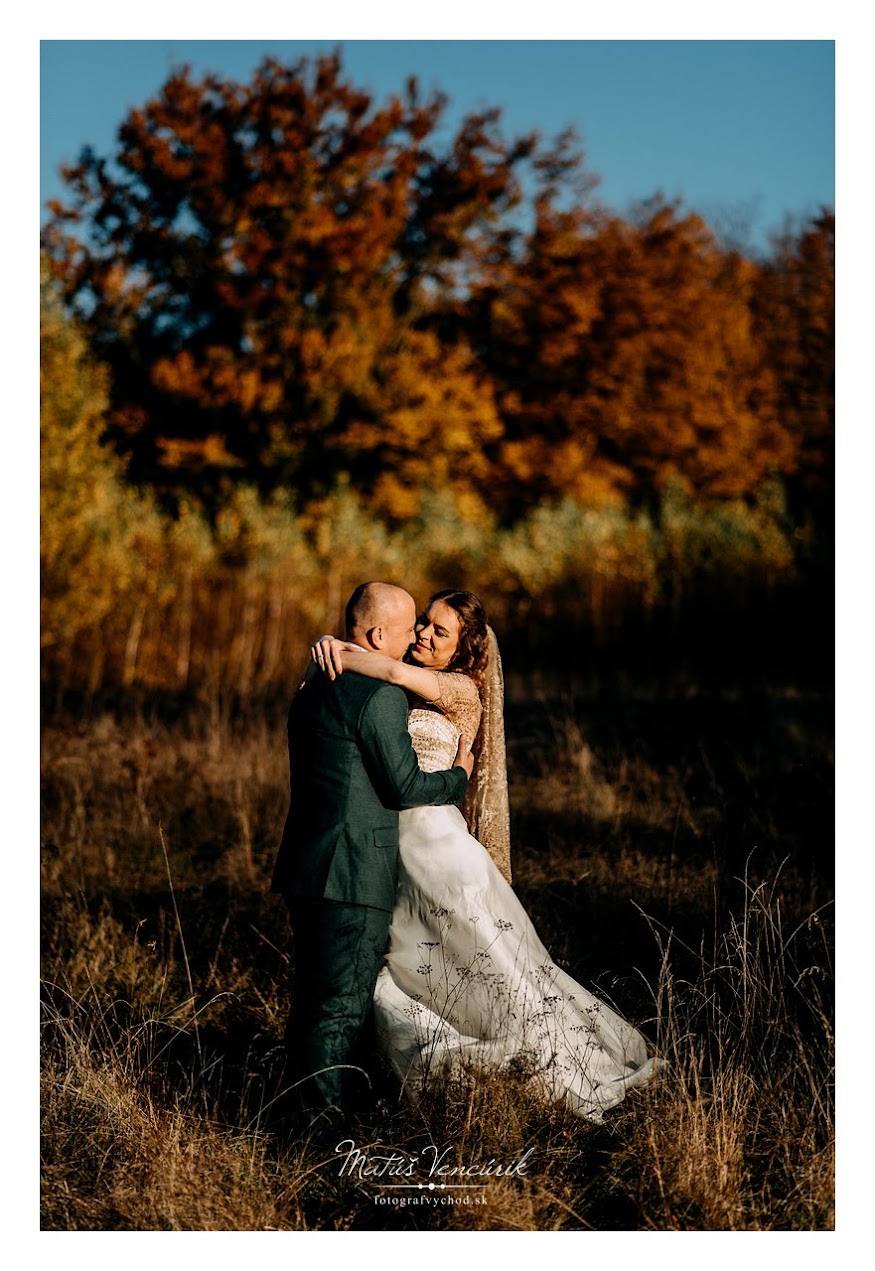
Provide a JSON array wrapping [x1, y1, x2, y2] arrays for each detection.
[[270, 581, 659, 1140]]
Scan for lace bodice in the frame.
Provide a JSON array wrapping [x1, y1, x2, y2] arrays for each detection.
[[408, 707, 461, 772], [406, 658, 511, 885], [405, 671, 481, 778]]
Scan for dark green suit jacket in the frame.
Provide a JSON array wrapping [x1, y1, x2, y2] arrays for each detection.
[[271, 671, 468, 912]]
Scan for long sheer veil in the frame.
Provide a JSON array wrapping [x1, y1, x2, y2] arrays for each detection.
[[464, 626, 512, 884]]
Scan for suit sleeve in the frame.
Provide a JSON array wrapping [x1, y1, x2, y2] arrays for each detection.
[[358, 684, 468, 810]]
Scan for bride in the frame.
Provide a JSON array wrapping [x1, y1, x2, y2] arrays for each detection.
[[312, 590, 659, 1123]]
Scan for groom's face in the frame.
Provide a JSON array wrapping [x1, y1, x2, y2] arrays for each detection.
[[375, 596, 418, 661]]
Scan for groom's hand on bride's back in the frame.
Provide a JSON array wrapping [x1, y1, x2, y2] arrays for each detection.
[[454, 735, 475, 779]]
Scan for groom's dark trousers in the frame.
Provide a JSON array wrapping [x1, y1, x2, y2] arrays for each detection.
[[270, 670, 467, 1131], [282, 899, 392, 1119]]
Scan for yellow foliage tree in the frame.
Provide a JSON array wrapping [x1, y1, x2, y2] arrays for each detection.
[[40, 263, 174, 685]]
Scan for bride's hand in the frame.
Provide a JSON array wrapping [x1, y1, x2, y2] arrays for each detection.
[[453, 735, 476, 779], [311, 635, 357, 680]]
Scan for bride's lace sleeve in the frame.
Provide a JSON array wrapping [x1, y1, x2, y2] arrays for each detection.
[[432, 671, 482, 742]]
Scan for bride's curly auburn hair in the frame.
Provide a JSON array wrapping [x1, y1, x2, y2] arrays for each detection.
[[429, 589, 490, 676]]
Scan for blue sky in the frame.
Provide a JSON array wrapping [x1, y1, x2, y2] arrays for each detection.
[[40, 39, 834, 253]]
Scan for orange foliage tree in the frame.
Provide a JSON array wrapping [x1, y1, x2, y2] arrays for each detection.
[[750, 211, 834, 528], [464, 197, 796, 519], [42, 53, 543, 519]]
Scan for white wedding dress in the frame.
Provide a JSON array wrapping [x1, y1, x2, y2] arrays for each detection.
[[372, 707, 659, 1123]]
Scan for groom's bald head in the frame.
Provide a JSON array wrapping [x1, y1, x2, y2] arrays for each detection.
[[345, 582, 417, 660]]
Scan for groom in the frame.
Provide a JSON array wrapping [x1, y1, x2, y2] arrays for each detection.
[[270, 581, 473, 1136]]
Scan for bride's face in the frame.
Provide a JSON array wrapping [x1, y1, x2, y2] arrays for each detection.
[[409, 601, 461, 670]]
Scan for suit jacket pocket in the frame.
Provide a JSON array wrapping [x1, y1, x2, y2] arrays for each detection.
[[373, 827, 399, 849]]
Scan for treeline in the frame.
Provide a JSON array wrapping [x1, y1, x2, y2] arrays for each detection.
[[40, 264, 813, 699], [40, 53, 833, 699]]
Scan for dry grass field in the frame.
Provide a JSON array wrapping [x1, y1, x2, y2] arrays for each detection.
[[40, 679, 834, 1231]]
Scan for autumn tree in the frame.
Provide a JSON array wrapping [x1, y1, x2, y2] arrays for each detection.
[[466, 197, 796, 519], [750, 210, 834, 528], [42, 53, 543, 519], [40, 259, 176, 686]]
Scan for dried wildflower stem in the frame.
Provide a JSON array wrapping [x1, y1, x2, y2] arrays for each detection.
[[158, 824, 203, 1077]]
